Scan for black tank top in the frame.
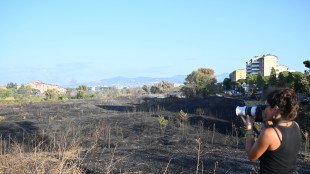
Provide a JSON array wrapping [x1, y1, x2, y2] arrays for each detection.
[[259, 122, 301, 174]]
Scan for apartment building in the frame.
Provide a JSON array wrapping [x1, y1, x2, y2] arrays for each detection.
[[229, 69, 246, 81], [246, 54, 288, 77], [24, 81, 66, 93]]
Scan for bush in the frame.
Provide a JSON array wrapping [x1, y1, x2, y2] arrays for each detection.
[[182, 68, 217, 98]]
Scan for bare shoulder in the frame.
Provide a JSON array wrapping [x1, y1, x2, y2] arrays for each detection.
[[258, 127, 282, 149], [262, 127, 276, 135], [260, 127, 277, 140]]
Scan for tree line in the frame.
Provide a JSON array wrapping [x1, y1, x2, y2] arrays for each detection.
[[179, 60, 310, 98], [219, 61, 310, 97], [0, 83, 40, 100], [1, 60, 309, 101]]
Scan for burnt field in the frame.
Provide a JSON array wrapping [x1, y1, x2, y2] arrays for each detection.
[[0, 96, 309, 173]]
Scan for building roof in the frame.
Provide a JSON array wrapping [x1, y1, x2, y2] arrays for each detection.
[[249, 54, 278, 62]]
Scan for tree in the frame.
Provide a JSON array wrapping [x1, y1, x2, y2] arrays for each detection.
[[17, 85, 32, 98], [222, 78, 231, 91], [230, 81, 241, 91], [126, 88, 131, 95], [65, 89, 73, 99], [256, 72, 265, 91], [156, 80, 174, 93], [237, 79, 246, 84], [287, 72, 295, 88], [4, 88, 17, 98], [76, 85, 87, 99], [268, 67, 277, 87], [303, 60, 310, 69], [181, 68, 217, 97], [180, 83, 196, 97], [45, 89, 58, 99], [301, 71, 310, 96], [292, 72, 304, 93], [150, 86, 160, 94], [6, 82, 17, 89], [278, 71, 289, 87], [301, 61, 310, 96], [198, 68, 215, 75], [246, 74, 258, 93], [142, 85, 148, 93], [0, 89, 6, 99], [216, 82, 224, 93]]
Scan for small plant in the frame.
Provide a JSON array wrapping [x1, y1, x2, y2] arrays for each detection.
[[158, 115, 168, 128], [179, 110, 188, 121], [178, 110, 188, 133], [158, 115, 168, 137], [0, 116, 7, 121]]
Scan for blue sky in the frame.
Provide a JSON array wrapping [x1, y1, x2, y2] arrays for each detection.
[[0, 0, 309, 86]]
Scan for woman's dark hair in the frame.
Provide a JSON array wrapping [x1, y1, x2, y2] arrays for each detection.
[[266, 88, 299, 120]]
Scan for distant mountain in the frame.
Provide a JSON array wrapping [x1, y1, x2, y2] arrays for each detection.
[[69, 75, 187, 87], [64, 73, 230, 88]]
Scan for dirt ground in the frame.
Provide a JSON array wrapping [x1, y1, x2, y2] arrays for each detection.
[[0, 96, 309, 173]]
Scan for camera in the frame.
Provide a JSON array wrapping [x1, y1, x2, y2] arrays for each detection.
[[235, 104, 266, 122]]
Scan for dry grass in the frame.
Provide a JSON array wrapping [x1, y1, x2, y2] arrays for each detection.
[[0, 116, 131, 174], [0, 144, 86, 174], [0, 125, 97, 174]]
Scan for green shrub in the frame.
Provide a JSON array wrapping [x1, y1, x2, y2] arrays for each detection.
[[158, 115, 168, 127], [179, 110, 188, 121]]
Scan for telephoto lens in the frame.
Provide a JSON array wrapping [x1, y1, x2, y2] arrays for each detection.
[[235, 104, 266, 122]]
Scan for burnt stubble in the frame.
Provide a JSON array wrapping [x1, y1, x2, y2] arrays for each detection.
[[0, 96, 309, 173]]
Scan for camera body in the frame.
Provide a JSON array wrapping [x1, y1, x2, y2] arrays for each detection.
[[235, 104, 266, 122]]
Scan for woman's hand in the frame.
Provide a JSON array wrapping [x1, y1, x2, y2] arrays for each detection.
[[241, 115, 255, 131]]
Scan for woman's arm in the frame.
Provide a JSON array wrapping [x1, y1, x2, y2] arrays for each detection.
[[241, 115, 273, 161], [246, 128, 273, 161]]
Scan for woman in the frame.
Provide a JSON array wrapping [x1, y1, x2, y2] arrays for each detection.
[[241, 88, 302, 174]]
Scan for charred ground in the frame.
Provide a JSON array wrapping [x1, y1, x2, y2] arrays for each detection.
[[0, 96, 309, 173]]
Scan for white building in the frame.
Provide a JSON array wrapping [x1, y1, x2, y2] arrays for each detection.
[[24, 81, 66, 93], [246, 54, 289, 77]]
